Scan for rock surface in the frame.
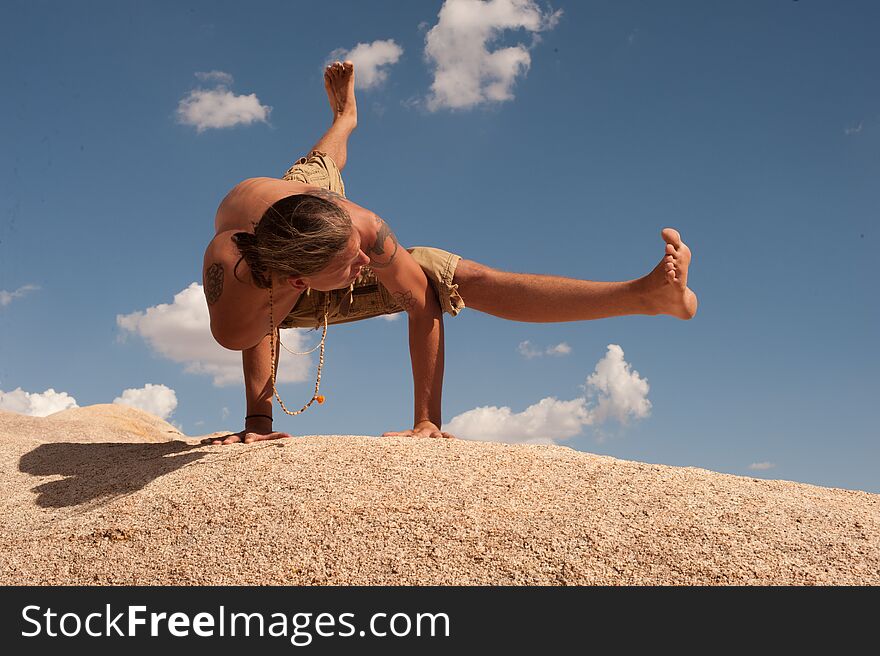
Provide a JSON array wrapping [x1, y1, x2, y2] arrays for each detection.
[[1, 404, 877, 585]]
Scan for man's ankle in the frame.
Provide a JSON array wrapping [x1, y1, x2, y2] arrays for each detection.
[[631, 277, 658, 315], [333, 115, 357, 131]]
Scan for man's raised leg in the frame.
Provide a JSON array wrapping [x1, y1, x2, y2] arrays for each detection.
[[453, 228, 698, 321], [308, 60, 357, 170]]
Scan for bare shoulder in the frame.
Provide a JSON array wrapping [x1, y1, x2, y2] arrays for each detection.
[[203, 230, 246, 284], [202, 230, 305, 351], [202, 231, 264, 349]]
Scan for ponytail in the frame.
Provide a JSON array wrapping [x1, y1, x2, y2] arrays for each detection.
[[232, 230, 272, 288]]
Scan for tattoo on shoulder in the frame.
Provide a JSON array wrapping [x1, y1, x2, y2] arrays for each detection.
[[367, 218, 399, 269], [205, 262, 224, 305], [393, 289, 415, 312]]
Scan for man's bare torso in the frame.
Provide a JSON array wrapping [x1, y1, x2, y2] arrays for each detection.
[[203, 177, 373, 350]]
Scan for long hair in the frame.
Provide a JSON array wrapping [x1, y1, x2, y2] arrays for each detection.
[[231, 194, 352, 289]]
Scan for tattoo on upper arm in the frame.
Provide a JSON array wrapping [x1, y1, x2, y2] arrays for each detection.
[[393, 289, 415, 312], [205, 263, 224, 305], [368, 218, 399, 269]]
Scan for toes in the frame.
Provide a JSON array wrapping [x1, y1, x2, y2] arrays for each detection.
[[661, 227, 682, 249], [666, 242, 676, 255], [666, 269, 677, 283]]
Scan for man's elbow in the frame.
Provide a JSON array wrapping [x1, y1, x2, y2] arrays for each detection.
[[211, 323, 246, 351], [407, 288, 443, 321]]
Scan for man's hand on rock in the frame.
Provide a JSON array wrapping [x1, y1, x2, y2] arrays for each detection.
[[382, 420, 456, 439], [202, 428, 293, 445]]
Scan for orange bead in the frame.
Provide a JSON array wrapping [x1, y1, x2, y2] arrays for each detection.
[[316, 395, 325, 404]]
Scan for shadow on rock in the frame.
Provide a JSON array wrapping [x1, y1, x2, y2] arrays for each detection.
[[19, 440, 205, 508]]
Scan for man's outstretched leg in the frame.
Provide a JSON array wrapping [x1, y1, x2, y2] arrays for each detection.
[[453, 228, 698, 321], [308, 60, 357, 170]]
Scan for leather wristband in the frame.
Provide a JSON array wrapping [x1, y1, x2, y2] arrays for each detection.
[[245, 413, 273, 422]]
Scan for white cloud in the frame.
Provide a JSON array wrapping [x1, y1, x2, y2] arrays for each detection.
[[584, 344, 651, 425], [0, 387, 78, 416], [517, 340, 542, 359], [221, 407, 230, 420], [749, 461, 776, 471], [518, 339, 571, 358], [328, 39, 404, 90], [194, 70, 234, 85], [116, 282, 315, 387], [547, 342, 571, 356], [446, 344, 650, 444], [844, 121, 863, 136], [446, 396, 590, 445], [379, 313, 402, 322], [113, 383, 178, 420], [0, 284, 40, 307], [177, 71, 271, 133], [423, 0, 562, 111]]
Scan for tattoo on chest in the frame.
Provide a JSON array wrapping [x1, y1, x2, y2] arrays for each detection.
[[205, 263, 224, 305], [368, 218, 399, 268], [393, 289, 415, 312]]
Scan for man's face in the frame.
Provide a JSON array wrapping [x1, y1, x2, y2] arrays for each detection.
[[289, 228, 370, 292]]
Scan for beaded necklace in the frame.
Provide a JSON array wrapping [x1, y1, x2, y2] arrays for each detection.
[[268, 283, 328, 414]]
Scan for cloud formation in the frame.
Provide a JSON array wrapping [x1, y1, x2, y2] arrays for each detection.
[[113, 383, 178, 420], [0, 284, 40, 307], [517, 339, 571, 359], [423, 0, 562, 111], [844, 121, 863, 136], [328, 39, 404, 90], [446, 344, 650, 444], [0, 386, 78, 416], [116, 282, 314, 387], [177, 71, 271, 133], [748, 461, 776, 471], [584, 344, 651, 425], [0, 383, 177, 419]]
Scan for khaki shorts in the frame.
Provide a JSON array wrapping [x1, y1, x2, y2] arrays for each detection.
[[279, 150, 465, 329]]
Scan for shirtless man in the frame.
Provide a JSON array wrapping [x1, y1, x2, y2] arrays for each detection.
[[202, 61, 698, 445]]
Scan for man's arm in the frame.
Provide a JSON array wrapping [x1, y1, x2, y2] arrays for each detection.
[[242, 331, 278, 435], [207, 330, 294, 445], [408, 292, 445, 430], [366, 214, 449, 434]]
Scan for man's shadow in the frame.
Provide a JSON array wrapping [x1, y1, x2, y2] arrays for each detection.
[[19, 439, 206, 508]]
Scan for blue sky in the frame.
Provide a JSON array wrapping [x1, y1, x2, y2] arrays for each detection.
[[1, 1, 877, 493]]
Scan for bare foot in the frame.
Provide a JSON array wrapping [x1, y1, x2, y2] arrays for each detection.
[[641, 228, 698, 319], [324, 60, 357, 128]]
